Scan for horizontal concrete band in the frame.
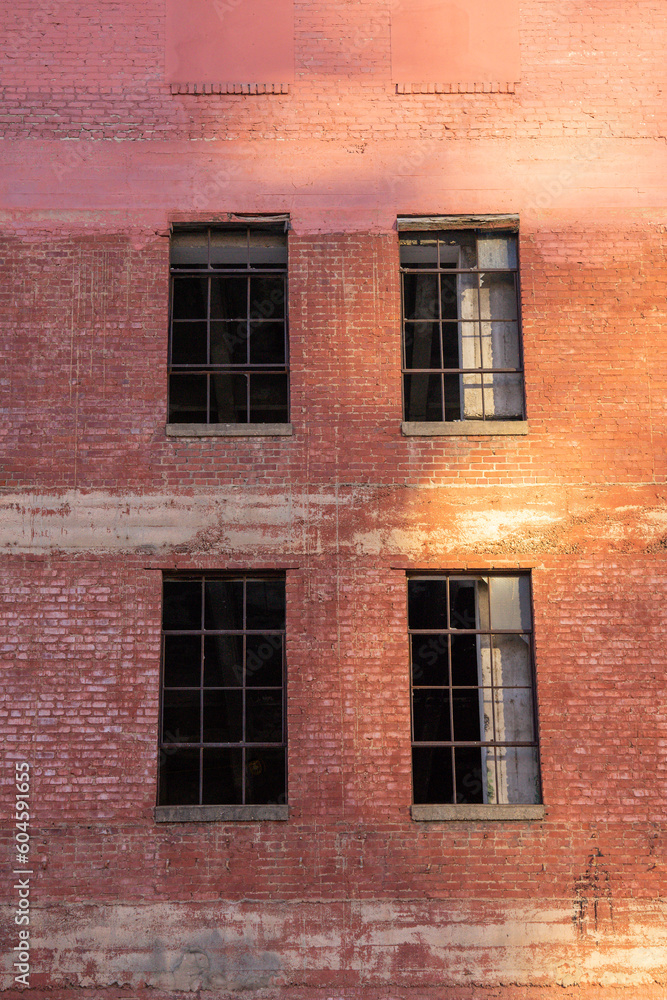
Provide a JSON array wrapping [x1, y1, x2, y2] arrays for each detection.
[[401, 421, 529, 436], [154, 804, 289, 822], [411, 804, 546, 821], [166, 423, 294, 436]]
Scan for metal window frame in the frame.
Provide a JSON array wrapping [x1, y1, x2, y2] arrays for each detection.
[[407, 571, 541, 806], [399, 224, 526, 423], [158, 572, 287, 807], [168, 225, 290, 425]]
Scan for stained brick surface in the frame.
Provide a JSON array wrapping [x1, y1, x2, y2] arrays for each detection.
[[1, 0, 666, 996]]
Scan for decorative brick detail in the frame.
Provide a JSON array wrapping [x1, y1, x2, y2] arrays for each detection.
[[395, 81, 518, 94], [169, 82, 290, 95]]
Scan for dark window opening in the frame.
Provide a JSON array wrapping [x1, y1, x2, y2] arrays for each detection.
[[168, 227, 289, 424], [409, 574, 540, 805], [400, 229, 524, 423], [159, 574, 287, 806]]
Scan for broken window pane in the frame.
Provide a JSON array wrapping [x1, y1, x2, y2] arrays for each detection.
[[400, 226, 524, 423], [408, 573, 541, 806], [245, 748, 286, 804]]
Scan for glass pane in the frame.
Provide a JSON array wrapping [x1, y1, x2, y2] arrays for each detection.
[[164, 635, 201, 687], [485, 746, 540, 804], [452, 687, 482, 742], [210, 372, 247, 423], [210, 322, 247, 365], [209, 229, 247, 268], [490, 576, 532, 630], [204, 580, 244, 631], [399, 238, 438, 268], [169, 373, 207, 423], [170, 231, 208, 269], [246, 691, 283, 743], [480, 320, 520, 370], [477, 234, 517, 270], [245, 747, 286, 804], [247, 229, 287, 268], [493, 686, 535, 743], [159, 748, 200, 805], [249, 323, 286, 365], [408, 579, 447, 629], [202, 747, 242, 803], [246, 634, 283, 687], [248, 374, 288, 423], [403, 373, 443, 421], [246, 580, 285, 629], [250, 275, 285, 319], [162, 690, 200, 744], [403, 273, 439, 320], [481, 373, 524, 419], [204, 634, 243, 686], [412, 746, 453, 804], [404, 322, 441, 370], [203, 689, 243, 742], [411, 633, 448, 686], [450, 634, 479, 685], [172, 277, 208, 319], [453, 747, 484, 804], [209, 276, 247, 319], [163, 580, 201, 630], [171, 321, 207, 366], [478, 273, 518, 321], [412, 690, 451, 742], [442, 373, 462, 422]]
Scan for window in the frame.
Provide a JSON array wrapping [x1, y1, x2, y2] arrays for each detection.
[[408, 574, 541, 808], [168, 225, 289, 426], [158, 574, 286, 812], [400, 222, 525, 428]]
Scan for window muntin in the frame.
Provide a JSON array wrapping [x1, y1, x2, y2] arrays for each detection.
[[408, 574, 540, 806], [400, 230, 524, 423], [168, 227, 289, 424], [158, 574, 286, 807]]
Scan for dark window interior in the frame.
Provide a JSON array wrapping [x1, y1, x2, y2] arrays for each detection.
[[168, 227, 289, 424], [159, 575, 287, 806]]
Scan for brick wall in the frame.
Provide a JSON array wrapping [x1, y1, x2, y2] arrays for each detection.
[[1, 0, 666, 996]]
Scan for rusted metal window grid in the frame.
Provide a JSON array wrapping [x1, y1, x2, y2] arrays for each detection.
[[400, 229, 525, 422], [408, 573, 540, 805], [168, 226, 289, 424], [158, 574, 287, 806]]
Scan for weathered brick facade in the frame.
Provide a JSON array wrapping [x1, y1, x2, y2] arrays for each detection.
[[1, 1, 667, 997]]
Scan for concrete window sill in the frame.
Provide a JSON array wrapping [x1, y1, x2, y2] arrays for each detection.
[[154, 804, 289, 823], [411, 804, 545, 821], [402, 421, 529, 437], [166, 423, 293, 437]]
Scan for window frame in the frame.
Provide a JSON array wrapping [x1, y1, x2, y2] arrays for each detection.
[[398, 215, 529, 437], [407, 571, 544, 821], [155, 572, 288, 823], [166, 223, 292, 436]]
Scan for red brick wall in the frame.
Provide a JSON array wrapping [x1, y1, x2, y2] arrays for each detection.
[[1, 0, 666, 996]]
